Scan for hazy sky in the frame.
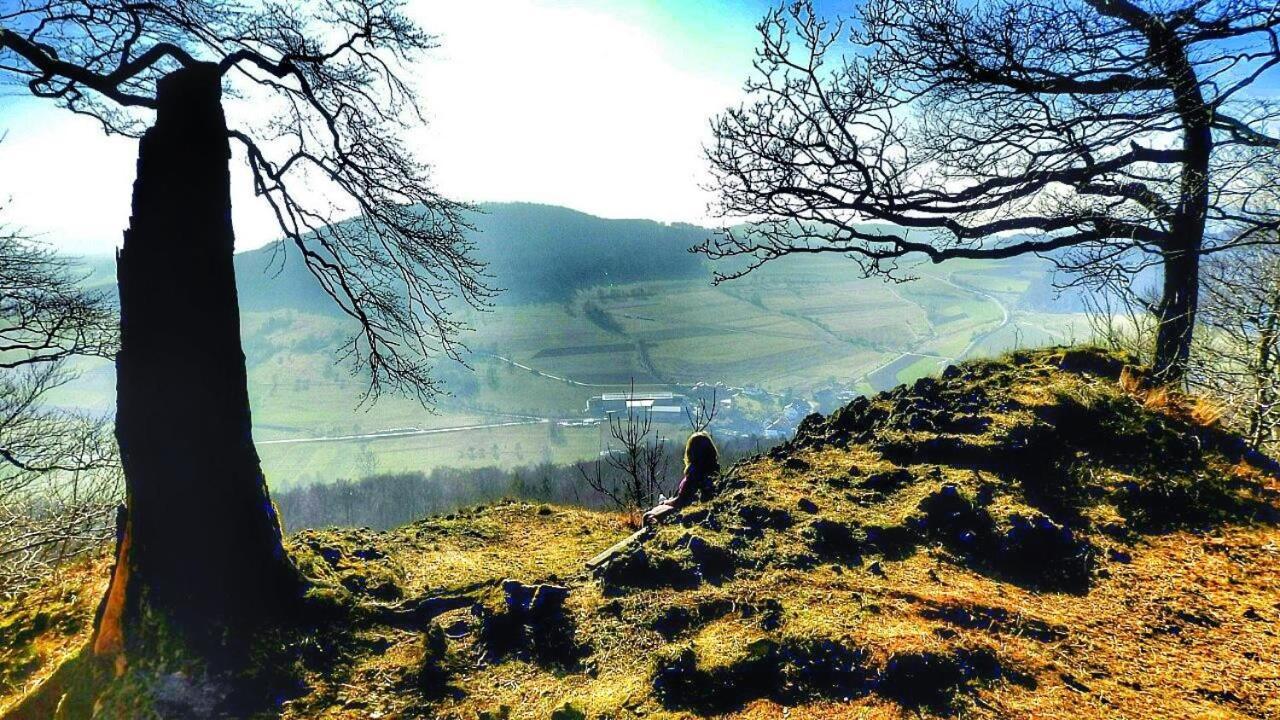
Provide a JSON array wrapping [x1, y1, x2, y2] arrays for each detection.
[[0, 0, 771, 255]]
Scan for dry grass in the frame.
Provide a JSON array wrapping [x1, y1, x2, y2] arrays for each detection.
[[1120, 364, 1227, 429], [0, 550, 110, 716], [3, 348, 1278, 720]]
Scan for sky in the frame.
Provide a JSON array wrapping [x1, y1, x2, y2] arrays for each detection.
[[0, 0, 771, 255]]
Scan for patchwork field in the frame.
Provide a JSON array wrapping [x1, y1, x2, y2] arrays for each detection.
[[53, 246, 1088, 486]]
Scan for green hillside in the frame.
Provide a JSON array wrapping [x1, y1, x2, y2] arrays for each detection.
[[54, 204, 1088, 487]]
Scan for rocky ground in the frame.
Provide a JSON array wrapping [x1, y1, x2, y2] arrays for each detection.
[[3, 347, 1279, 719]]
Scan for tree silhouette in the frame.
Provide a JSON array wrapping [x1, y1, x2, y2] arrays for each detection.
[[1, 0, 491, 665], [700, 0, 1280, 383], [0, 212, 118, 596]]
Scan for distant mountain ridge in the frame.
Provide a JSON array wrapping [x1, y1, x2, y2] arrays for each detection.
[[234, 202, 712, 312], [72, 202, 714, 312], [73, 203, 1097, 316]]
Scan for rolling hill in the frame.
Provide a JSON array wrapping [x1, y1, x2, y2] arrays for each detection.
[[56, 203, 1091, 486]]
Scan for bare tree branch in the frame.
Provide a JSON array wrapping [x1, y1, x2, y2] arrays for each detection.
[[1, 0, 494, 403]]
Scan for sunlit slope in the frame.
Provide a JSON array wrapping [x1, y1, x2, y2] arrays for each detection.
[[284, 348, 1278, 719], [8, 348, 1276, 719]]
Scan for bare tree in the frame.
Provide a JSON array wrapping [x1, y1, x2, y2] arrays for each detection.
[[1083, 288, 1158, 362], [0, 223, 115, 370], [579, 383, 670, 519], [1193, 243, 1280, 449], [0, 364, 120, 598], [0, 218, 119, 598], [0, 0, 491, 663], [699, 0, 1280, 384], [685, 387, 719, 433]]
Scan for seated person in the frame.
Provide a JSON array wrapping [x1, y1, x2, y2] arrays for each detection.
[[643, 431, 720, 525]]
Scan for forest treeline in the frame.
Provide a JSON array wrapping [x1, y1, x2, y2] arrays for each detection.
[[274, 434, 775, 531]]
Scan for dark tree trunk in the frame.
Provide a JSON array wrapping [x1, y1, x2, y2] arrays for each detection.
[[1146, 15, 1210, 386], [93, 63, 298, 664], [1153, 239, 1200, 385]]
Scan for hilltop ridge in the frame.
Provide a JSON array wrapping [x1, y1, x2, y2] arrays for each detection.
[[3, 347, 1278, 719]]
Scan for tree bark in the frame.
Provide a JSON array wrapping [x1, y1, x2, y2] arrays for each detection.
[[1153, 240, 1201, 385], [93, 62, 298, 665], [1119, 0, 1210, 386]]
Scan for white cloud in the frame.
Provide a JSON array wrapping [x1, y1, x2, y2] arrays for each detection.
[[407, 0, 748, 224], [0, 0, 759, 254]]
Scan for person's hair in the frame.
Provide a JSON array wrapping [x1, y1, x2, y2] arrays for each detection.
[[684, 432, 720, 477]]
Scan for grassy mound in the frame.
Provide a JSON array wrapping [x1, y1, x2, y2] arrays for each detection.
[[4, 347, 1279, 719]]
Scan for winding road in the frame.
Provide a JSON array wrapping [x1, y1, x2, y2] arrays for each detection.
[[257, 418, 551, 446]]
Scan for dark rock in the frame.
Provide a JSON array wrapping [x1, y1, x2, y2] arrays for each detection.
[[917, 484, 997, 551], [997, 514, 1095, 592], [1107, 548, 1132, 564], [795, 412, 827, 441], [651, 606, 697, 639], [352, 546, 385, 561], [783, 457, 812, 472], [686, 536, 734, 581], [738, 504, 794, 530], [745, 598, 784, 631], [443, 618, 473, 639], [501, 579, 570, 617], [877, 435, 987, 467], [864, 524, 920, 559], [904, 412, 935, 431], [652, 639, 782, 713], [530, 584, 570, 616], [797, 498, 819, 514], [805, 519, 863, 562], [876, 649, 1009, 710], [912, 376, 941, 397], [829, 396, 883, 436], [1054, 348, 1126, 378], [860, 468, 913, 494], [501, 579, 536, 614], [780, 639, 870, 698], [483, 581, 584, 667], [596, 546, 700, 593], [938, 414, 992, 434]]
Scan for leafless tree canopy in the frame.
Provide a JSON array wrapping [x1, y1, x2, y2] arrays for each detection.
[[1, 0, 494, 403], [686, 388, 719, 433], [0, 223, 114, 371], [1195, 243, 1280, 448], [579, 384, 671, 516], [700, 0, 1280, 379], [0, 364, 120, 597], [0, 222, 119, 597]]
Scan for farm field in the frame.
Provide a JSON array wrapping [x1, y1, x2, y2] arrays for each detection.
[[250, 254, 1085, 481], [51, 207, 1088, 486]]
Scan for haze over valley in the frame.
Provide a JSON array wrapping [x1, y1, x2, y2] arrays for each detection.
[[56, 202, 1086, 487]]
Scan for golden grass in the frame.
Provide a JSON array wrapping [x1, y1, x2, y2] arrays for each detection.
[[0, 550, 110, 716], [5, 348, 1278, 720], [7, 498, 1279, 720], [269, 505, 1280, 720], [1120, 363, 1226, 429]]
